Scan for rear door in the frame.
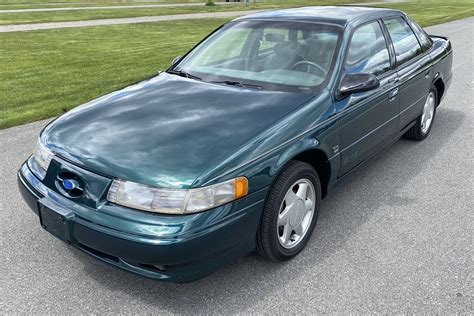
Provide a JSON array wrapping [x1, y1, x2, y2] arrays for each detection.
[[336, 20, 399, 176], [382, 16, 433, 131]]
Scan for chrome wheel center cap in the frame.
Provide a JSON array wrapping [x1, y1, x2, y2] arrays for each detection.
[[289, 199, 305, 228]]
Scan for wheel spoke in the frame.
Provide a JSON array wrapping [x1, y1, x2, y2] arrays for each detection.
[[294, 223, 304, 237], [296, 182, 308, 200], [278, 207, 290, 226], [285, 190, 298, 206], [281, 223, 292, 244], [304, 198, 313, 212]]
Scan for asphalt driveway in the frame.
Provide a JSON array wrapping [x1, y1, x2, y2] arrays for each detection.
[[0, 17, 472, 313]]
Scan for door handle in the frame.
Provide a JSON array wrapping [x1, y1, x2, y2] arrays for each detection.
[[387, 77, 399, 84], [389, 88, 398, 101]]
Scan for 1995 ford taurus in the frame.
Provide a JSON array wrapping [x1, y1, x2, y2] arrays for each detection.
[[18, 6, 453, 282]]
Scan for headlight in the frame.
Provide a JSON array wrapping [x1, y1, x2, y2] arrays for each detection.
[[33, 140, 54, 172], [107, 177, 248, 214]]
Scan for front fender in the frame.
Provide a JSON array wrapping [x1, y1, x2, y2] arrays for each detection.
[[194, 90, 339, 193]]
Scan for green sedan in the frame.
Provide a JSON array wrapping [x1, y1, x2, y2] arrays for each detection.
[[18, 6, 453, 282]]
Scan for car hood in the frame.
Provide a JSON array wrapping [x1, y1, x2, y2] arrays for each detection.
[[42, 73, 313, 188]]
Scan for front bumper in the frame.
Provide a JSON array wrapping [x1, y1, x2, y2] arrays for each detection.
[[18, 161, 267, 282]]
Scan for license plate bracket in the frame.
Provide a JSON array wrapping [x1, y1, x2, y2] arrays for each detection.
[[38, 201, 74, 244]]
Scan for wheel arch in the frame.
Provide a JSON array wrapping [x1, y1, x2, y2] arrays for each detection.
[[433, 76, 445, 105], [289, 148, 332, 199]]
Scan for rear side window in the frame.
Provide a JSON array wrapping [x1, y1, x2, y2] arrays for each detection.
[[383, 17, 422, 66], [345, 21, 391, 76], [407, 17, 433, 51]]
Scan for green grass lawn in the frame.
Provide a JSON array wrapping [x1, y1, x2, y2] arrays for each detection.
[[0, 5, 256, 25], [375, 0, 474, 26], [0, 3, 198, 10], [0, 0, 208, 10], [0, 1, 367, 25], [0, 0, 473, 129], [0, 18, 227, 129], [0, 0, 203, 4], [0, 0, 364, 10], [0, 3, 317, 25]]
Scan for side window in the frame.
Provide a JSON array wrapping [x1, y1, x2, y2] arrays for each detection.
[[383, 17, 423, 66], [345, 22, 391, 76], [408, 17, 433, 51]]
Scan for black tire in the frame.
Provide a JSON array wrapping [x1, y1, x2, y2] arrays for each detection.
[[404, 87, 438, 141], [256, 161, 321, 262]]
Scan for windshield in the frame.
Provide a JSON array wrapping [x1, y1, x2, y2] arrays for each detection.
[[171, 20, 342, 92]]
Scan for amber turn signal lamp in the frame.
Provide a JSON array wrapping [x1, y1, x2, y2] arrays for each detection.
[[235, 177, 249, 199]]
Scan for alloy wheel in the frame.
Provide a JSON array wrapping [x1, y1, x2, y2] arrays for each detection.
[[277, 179, 315, 249], [421, 91, 436, 133]]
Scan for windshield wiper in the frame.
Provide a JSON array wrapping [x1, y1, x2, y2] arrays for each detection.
[[211, 80, 262, 90], [167, 69, 202, 81]]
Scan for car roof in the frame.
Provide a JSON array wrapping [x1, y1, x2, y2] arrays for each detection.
[[234, 6, 403, 27]]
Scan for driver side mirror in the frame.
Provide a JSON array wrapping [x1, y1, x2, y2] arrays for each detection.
[[171, 55, 182, 67], [338, 73, 380, 98]]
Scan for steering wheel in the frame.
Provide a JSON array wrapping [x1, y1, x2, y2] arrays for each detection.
[[292, 60, 327, 78]]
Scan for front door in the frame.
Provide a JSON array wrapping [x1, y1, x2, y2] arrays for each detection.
[[336, 21, 399, 176]]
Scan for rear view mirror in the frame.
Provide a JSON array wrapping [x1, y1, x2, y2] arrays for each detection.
[[338, 73, 380, 97], [265, 33, 285, 43], [171, 55, 182, 66]]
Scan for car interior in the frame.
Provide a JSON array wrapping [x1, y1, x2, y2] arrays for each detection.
[[180, 23, 341, 89]]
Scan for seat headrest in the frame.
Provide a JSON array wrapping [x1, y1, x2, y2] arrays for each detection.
[[273, 41, 301, 57]]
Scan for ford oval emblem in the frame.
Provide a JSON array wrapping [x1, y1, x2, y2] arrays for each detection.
[[62, 179, 79, 190]]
